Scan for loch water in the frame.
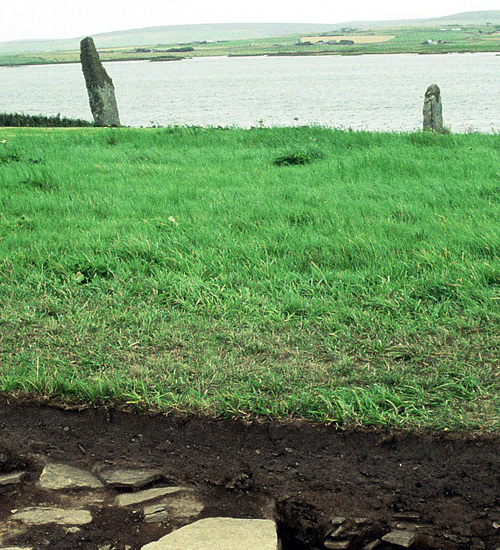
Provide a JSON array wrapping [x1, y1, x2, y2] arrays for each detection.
[[0, 53, 499, 132]]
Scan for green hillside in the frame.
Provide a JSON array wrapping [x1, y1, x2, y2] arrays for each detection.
[[1, 11, 500, 56], [0, 23, 342, 55]]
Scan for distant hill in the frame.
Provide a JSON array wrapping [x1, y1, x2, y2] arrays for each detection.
[[337, 10, 500, 29], [0, 24, 344, 55], [1, 11, 500, 55]]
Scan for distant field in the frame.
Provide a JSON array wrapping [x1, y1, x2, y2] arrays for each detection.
[[1, 23, 499, 67], [300, 35, 395, 44], [1, 127, 500, 429]]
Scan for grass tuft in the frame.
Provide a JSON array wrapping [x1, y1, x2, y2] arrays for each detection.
[[273, 147, 325, 166]]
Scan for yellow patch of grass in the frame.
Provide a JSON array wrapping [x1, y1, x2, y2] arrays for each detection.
[[301, 35, 395, 44]]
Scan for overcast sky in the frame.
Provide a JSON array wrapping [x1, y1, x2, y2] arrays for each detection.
[[2, 0, 500, 43]]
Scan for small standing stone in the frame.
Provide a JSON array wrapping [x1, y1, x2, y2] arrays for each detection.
[[423, 84, 444, 133], [80, 37, 121, 127]]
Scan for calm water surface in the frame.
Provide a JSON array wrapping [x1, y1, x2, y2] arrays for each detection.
[[1, 53, 499, 132]]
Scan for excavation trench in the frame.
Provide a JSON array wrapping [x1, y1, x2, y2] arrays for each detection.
[[0, 396, 499, 550]]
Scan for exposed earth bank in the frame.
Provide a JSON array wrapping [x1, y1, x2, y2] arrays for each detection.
[[1, 396, 500, 549]]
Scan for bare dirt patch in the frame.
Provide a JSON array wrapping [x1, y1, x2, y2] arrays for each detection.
[[1, 395, 500, 549]]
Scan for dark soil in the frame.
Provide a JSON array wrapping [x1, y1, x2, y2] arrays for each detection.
[[1, 395, 500, 549]]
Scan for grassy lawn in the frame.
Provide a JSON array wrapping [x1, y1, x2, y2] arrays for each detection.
[[1, 126, 499, 429]]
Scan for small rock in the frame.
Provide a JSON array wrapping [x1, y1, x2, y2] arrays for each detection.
[[392, 522, 418, 531], [354, 517, 370, 525], [382, 530, 416, 547], [144, 504, 169, 524], [493, 521, 500, 529], [162, 493, 204, 519], [115, 486, 186, 507], [98, 468, 161, 489], [39, 463, 103, 490], [327, 525, 345, 538], [325, 541, 350, 550], [11, 507, 92, 525], [0, 472, 26, 486], [393, 512, 419, 521], [364, 542, 381, 550], [141, 518, 278, 550], [331, 517, 346, 525]]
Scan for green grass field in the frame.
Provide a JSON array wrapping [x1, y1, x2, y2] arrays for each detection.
[[1, 24, 500, 66], [1, 126, 500, 429]]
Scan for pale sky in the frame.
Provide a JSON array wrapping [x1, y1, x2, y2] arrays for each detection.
[[2, 0, 500, 43]]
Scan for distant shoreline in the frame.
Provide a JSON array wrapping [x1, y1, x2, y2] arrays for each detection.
[[1, 49, 498, 68]]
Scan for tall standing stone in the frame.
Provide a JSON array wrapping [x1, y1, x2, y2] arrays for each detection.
[[423, 84, 443, 132], [80, 37, 120, 127]]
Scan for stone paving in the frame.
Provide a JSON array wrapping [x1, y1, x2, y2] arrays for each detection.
[[141, 517, 279, 550], [0, 462, 280, 549]]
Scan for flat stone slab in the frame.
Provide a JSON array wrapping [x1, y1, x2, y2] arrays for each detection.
[[141, 517, 278, 550], [98, 468, 161, 489], [382, 530, 416, 547], [11, 507, 93, 525], [161, 493, 204, 518], [39, 463, 103, 490], [115, 486, 186, 507], [0, 472, 26, 486], [143, 504, 169, 524]]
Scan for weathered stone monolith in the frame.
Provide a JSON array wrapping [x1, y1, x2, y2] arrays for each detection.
[[80, 37, 120, 126], [423, 84, 443, 132]]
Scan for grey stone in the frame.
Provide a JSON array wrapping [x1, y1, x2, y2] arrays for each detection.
[[382, 530, 416, 547], [115, 486, 186, 507], [98, 468, 161, 489], [423, 84, 444, 133], [143, 504, 169, 524], [39, 463, 103, 490], [141, 518, 278, 550], [363, 542, 381, 550], [331, 516, 346, 525], [11, 507, 92, 525], [393, 512, 419, 521], [1, 547, 34, 550], [161, 493, 204, 518], [328, 525, 346, 538], [325, 541, 350, 550], [80, 37, 120, 127], [0, 472, 26, 486]]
